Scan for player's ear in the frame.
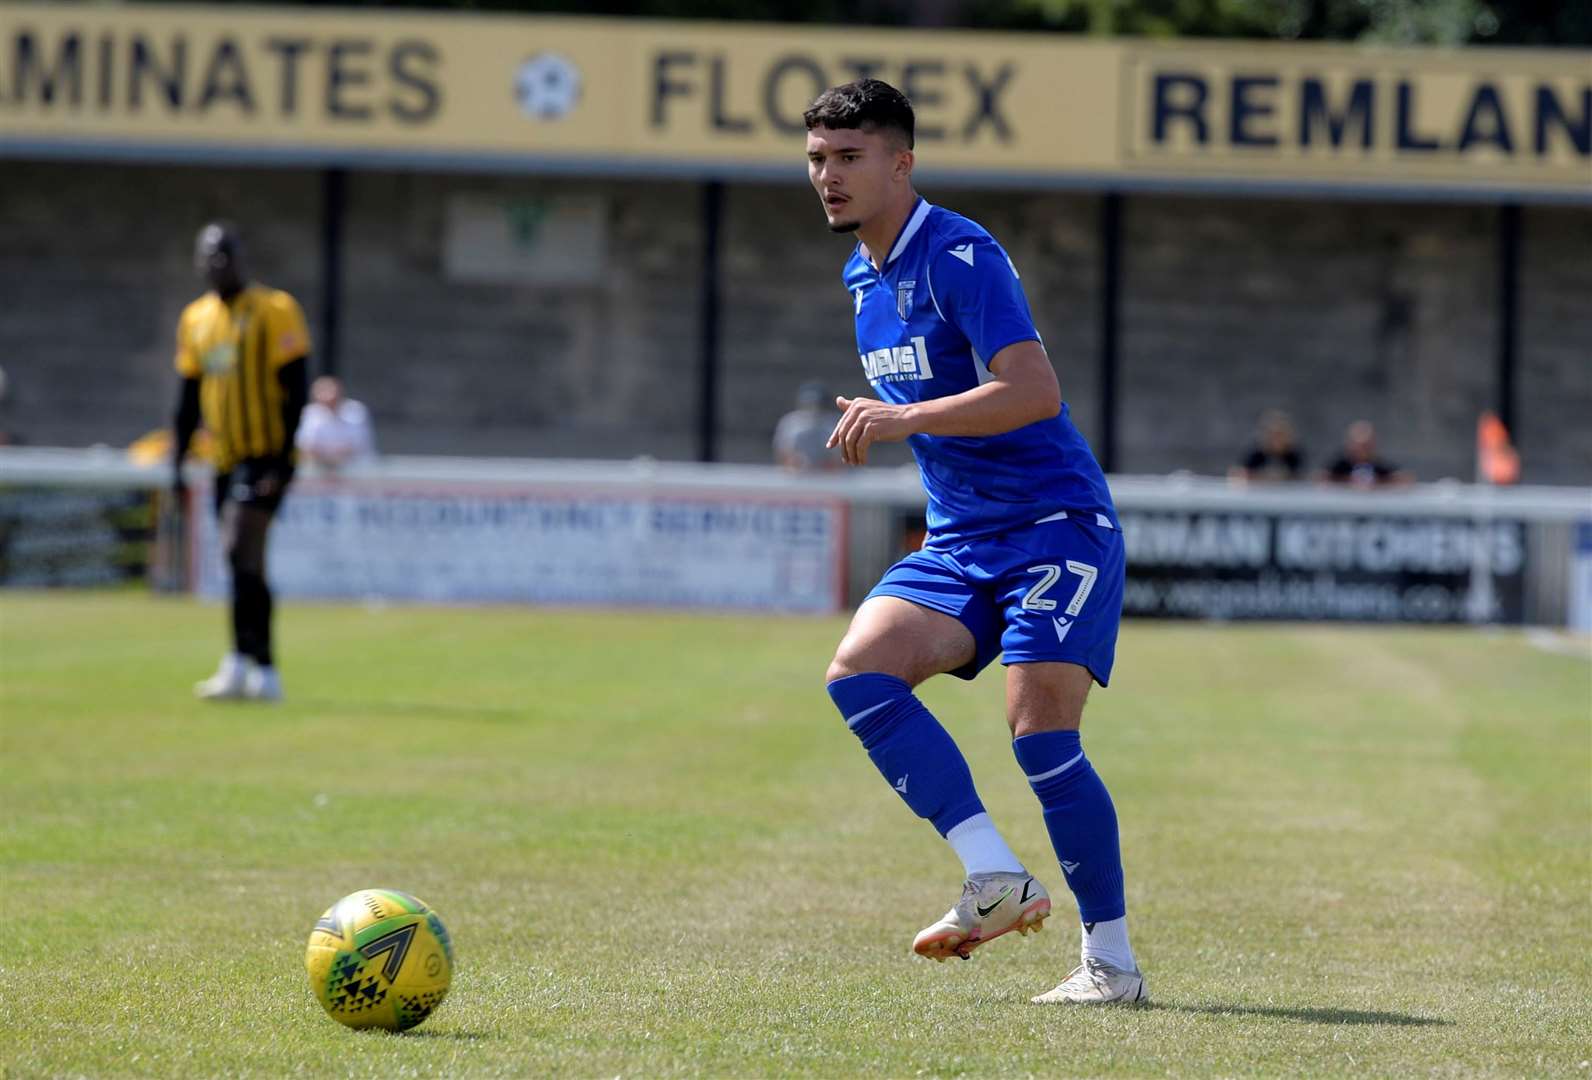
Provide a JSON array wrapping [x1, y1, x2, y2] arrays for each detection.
[[894, 148, 914, 182]]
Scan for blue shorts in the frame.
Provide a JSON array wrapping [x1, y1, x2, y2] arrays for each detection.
[[866, 513, 1125, 686]]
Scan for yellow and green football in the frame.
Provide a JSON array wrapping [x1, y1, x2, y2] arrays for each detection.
[[304, 889, 453, 1031]]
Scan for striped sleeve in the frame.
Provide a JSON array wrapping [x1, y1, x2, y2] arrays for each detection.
[[266, 292, 312, 369]]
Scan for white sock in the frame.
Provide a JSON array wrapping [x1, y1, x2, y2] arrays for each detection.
[[945, 812, 1026, 876], [1080, 916, 1135, 971]]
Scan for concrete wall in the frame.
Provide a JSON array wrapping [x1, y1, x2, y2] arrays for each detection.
[[336, 172, 706, 460], [0, 163, 321, 451], [1, 160, 1587, 483], [1116, 196, 1592, 482]]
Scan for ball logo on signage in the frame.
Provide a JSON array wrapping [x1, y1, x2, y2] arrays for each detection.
[[514, 52, 582, 120]]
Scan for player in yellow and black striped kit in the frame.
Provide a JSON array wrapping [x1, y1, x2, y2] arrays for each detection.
[[172, 222, 310, 702]]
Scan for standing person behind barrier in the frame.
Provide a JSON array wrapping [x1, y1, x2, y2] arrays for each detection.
[[297, 376, 376, 473], [172, 222, 311, 703], [773, 380, 842, 472]]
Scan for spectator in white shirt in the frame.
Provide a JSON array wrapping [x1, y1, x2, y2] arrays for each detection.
[[296, 376, 375, 471]]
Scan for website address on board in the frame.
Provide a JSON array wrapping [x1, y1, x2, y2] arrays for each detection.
[[1123, 572, 1501, 622]]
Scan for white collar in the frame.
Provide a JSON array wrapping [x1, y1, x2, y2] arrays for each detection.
[[885, 198, 932, 266]]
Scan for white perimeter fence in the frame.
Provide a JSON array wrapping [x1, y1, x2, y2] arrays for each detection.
[[2, 447, 1589, 628]]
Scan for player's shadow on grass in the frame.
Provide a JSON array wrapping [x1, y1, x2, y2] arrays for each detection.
[[1154, 1002, 1449, 1027]]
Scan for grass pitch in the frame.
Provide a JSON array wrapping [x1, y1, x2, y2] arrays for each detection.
[[2, 592, 1589, 1077]]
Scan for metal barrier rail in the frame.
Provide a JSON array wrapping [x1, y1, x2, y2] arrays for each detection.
[[3, 447, 1588, 624], [3, 445, 1587, 518]]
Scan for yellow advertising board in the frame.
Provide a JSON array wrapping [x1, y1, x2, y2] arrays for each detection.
[[1, 3, 1587, 199]]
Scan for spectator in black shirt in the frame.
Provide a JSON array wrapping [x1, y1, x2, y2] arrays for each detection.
[[1321, 420, 1413, 488], [1231, 409, 1305, 483]]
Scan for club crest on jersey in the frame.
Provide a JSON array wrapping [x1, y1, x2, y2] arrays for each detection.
[[896, 280, 916, 320], [860, 335, 935, 383]]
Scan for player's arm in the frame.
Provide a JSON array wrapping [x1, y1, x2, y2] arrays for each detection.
[[245, 355, 309, 499], [279, 357, 309, 445], [171, 307, 201, 494], [250, 290, 313, 497], [828, 342, 1058, 465], [829, 241, 1058, 465], [896, 340, 1060, 436], [172, 375, 201, 493], [267, 291, 312, 483]]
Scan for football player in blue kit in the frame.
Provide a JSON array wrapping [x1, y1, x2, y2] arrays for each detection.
[[807, 79, 1146, 1005]]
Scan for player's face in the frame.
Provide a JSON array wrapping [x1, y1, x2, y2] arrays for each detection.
[[194, 226, 242, 294], [806, 125, 910, 234]]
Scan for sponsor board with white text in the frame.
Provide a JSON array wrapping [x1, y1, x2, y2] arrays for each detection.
[[1120, 510, 1527, 622], [191, 481, 846, 613]]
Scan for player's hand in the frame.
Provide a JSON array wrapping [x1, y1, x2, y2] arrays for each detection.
[[827, 395, 916, 466], [252, 460, 288, 498]]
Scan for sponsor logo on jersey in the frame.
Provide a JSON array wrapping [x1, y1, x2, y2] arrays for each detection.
[[860, 335, 935, 382], [201, 342, 238, 375]]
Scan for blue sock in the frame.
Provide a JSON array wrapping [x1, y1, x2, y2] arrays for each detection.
[[827, 673, 985, 837], [1013, 730, 1126, 924]]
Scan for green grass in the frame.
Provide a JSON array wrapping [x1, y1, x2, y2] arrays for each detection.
[[2, 592, 1589, 1077]]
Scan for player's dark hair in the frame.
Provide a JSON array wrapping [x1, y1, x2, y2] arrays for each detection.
[[803, 78, 915, 150]]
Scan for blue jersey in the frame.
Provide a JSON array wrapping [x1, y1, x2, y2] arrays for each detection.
[[843, 197, 1116, 546]]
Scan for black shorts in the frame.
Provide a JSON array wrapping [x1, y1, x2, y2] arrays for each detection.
[[213, 458, 295, 518]]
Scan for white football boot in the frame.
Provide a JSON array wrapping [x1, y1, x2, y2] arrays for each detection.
[[242, 665, 283, 703], [195, 653, 250, 701], [1031, 957, 1149, 1005], [912, 871, 1051, 961]]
